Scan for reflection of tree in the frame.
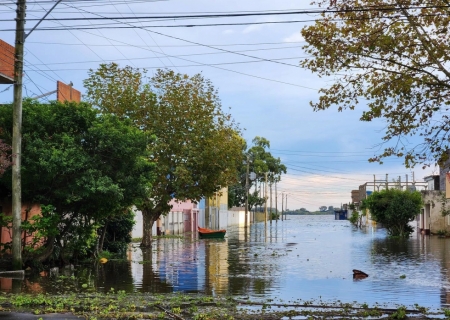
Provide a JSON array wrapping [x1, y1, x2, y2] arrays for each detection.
[[226, 228, 274, 295], [140, 249, 173, 293], [227, 238, 251, 294], [94, 261, 135, 292], [370, 238, 415, 261]]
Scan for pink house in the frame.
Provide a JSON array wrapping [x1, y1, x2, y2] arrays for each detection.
[[153, 199, 199, 236], [0, 201, 41, 251], [132, 200, 200, 238]]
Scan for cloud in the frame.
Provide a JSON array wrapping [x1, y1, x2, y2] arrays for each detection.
[[242, 24, 264, 34], [283, 32, 305, 43], [223, 29, 234, 35]]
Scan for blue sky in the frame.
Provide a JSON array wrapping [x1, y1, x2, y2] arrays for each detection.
[[0, 0, 438, 211]]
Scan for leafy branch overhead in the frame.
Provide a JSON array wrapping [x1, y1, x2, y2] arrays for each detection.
[[301, 0, 450, 167]]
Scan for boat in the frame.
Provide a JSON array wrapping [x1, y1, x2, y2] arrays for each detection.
[[198, 226, 226, 239]]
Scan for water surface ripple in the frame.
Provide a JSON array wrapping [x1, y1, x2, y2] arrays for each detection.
[[17, 216, 450, 308]]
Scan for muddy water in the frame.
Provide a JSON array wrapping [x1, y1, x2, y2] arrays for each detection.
[[8, 215, 450, 309]]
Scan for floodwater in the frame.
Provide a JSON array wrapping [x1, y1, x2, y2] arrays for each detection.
[[7, 215, 450, 309]]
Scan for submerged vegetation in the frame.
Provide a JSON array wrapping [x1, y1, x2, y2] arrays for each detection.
[[361, 189, 423, 237], [0, 291, 444, 319]]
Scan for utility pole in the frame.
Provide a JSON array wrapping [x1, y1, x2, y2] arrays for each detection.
[[10, 0, 62, 271], [275, 180, 278, 222], [11, 0, 26, 271], [264, 172, 268, 225], [245, 154, 249, 228], [269, 176, 272, 225], [285, 194, 288, 220]]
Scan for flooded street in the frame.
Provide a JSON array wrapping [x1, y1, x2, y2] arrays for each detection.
[[9, 215, 450, 309]]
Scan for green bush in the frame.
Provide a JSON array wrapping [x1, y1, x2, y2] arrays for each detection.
[[349, 211, 360, 225], [361, 189, 422, 237]]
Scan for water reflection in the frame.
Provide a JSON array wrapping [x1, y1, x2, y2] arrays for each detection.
[[5, 215, 450, 309]]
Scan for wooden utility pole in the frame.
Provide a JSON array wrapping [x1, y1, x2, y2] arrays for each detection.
[[11, 0, 26, 271], [245, 154, 249, 228], [264, 172, 268, 225], [275, 181, 278, 222], [285, 194, 287, 220], [269, 177, 272, 225]]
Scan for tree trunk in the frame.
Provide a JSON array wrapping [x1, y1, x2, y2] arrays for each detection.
[[141, 209, 155, 248], [98, 221, 108, 254], [33, 236, 56, 263]]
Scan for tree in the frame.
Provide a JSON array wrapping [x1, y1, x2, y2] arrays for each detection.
[[0, 99, 154, 263], [0, 130, 11, 177], [361, 188, 423, 237], [301, 0, 450, 167], [101, 208, 135, 256], [84, 64, 245, 247], [319, 206, 328, 212], [228, 137, 287, 211]]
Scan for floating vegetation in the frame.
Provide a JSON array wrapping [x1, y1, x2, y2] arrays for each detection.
[[0, 292, 446, 319]]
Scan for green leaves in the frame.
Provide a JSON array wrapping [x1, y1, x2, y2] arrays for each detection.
[[84, 64, 245, 238], [0, 99, 155, 259], [0, 128, 11, 176], [228, 136, 287, 209], [301, 0, 450, 167], [362, 188, 423, 237]]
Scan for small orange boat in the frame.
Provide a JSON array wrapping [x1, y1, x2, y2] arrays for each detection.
[[198, 226, 226, 239]]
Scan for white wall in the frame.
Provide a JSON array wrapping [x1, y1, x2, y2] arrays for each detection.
[[131, 209, 157, 238]]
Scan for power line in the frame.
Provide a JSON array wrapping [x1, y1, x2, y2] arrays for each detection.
[[26, 40, 304, 47], [31, 25, 317, 89], [1, 14, 442, 32], [17, 5, 450, 22]]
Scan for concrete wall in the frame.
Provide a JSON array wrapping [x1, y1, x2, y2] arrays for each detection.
[[418, 190, 450, 234]]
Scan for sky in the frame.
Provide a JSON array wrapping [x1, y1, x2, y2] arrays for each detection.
[[0, 0, 440, 211]]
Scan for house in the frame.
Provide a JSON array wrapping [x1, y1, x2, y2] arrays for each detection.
[[417, 167, 450, 235], [131, 186, 248, 239], [0, 200, 41, 250], [132, 199, 200, 238]]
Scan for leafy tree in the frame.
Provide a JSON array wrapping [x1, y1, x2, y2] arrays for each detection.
[[319, 206, 327, 212], [101, 208, 135, 256], [0, 99, 154, 263], [301, 0, 450, 167], [84, 64, 245, 247], [228, 136, 287, 211], [0, 129, 11, 177], [361, 188, 423, 237]]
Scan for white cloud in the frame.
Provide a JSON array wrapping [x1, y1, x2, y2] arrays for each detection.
[[242, 24, 264, 34], [283, 32, 305, 43]]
